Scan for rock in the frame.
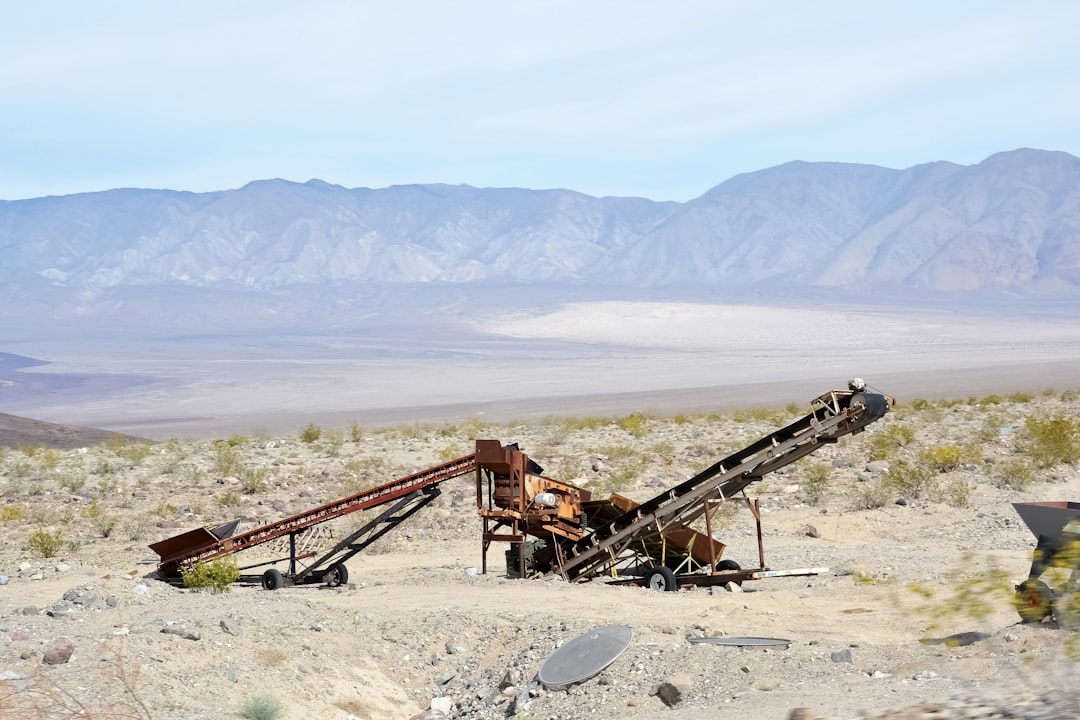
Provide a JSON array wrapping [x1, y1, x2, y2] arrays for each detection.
[[434, 670, 456, 686], [161, 626, 201, 641], [726, 581, 743, 593], [655, 681, 684, 707], [43, 637, 75, 665], [430, 695, 453, 713], [220, 617, 242, 636], [830, 648, 853, 663], [805, 524, 820, 538], [409, 711, 446, 720]]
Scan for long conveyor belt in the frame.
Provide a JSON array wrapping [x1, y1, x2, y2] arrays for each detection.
[[548, 388, 891, 581], [151, 452, 480, 573]]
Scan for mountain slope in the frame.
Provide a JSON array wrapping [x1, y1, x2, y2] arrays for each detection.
[[1, 149, 1078, 323]]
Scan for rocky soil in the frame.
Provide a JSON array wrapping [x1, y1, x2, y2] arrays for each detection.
[[3, 387, 1080, 720]]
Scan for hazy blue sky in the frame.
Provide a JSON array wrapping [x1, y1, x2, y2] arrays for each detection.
[[3, 2, 1077, 201]]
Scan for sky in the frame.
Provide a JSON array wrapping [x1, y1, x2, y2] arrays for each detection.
[[2, 1, 1078, 202]]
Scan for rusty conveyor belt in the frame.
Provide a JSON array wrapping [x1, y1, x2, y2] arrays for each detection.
[[549, 389, 891, 581], [151, 452, 479, 572]]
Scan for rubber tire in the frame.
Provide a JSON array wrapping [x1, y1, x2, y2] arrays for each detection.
[[262, 568, 284, 591], [646, 566, 678, 592], [716, 559, 741, 572], [1016, 578, 1052, 623], [326, 563, 349, 587]]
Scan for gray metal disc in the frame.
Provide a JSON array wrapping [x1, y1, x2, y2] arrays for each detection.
[[538, 625, 633, 690], [687, 636, 790, 647]]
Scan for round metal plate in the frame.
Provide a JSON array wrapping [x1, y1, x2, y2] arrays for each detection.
[[538, 625, 633, 690], [687, 636, 790, 647]]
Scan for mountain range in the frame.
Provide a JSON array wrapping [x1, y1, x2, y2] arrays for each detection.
[[2, 148, 1079, 338]]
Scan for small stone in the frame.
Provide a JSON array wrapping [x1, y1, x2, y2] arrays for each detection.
[[43, 637, 75, 665], [830, 649, 853, 663], [430, 696, 453, 713], [220, 618, 242, 636], [161, 626, 200, 641], [806, 524, 821, 538], [655, 682, 683, 707], [434, 670, 456, 686], [726, 581, 743, 593]]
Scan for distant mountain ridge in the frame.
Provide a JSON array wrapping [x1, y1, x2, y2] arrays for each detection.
[[2, 149, 1078, 320]]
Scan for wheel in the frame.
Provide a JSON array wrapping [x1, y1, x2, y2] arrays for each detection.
[[716, 559, 741, 572], [261, 568, 284, 591], [646, 566, 678, 592], [1015, 579, 1051, 623], [325, 563, 349, 587]]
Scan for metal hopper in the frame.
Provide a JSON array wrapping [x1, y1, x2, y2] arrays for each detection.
[[1013, 501, 1080, 626]]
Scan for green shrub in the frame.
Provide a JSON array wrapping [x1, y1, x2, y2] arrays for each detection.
[[214, 444, 243, 476], [919, 444, 962, 472], [865, 422, 916, 460], [217, 490, 242, 507], [1006, 391, 1034, 404], [239, 695, 284, 720], [349, 421, 364, 442], [616, 412, 651, 437], [81, 500, 119, 537], [1023, 415, 1080, 468], [0, 504, 26, 522], [239, 467, 268, 494], [850, 478, 889, 510], [28, 528, 64, 558], [801, 462, 831, 504], [881, 460, 937, 499], [299, 423, 322, 443], [181, 557, 240, 593], [992, 457, 1037, 490]]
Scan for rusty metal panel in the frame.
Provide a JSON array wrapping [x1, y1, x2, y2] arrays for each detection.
[[148, 527, 221, 566]]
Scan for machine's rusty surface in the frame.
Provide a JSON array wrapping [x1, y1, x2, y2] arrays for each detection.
[[149, 380, 892, 593]]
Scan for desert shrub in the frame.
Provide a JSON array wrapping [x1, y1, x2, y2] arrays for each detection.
[[617, 412, 651, 437], [934, 476, 972, 508], [19, 444, 39, 457], [239, 467, 268, 494], [299, 422, 322, 443], [181, 557, 240, 593], [977, 413, 1007, 442], [0, 504, 26, 522], [217, 490, 241, 508], [977, 394, 1003, 406], [58, 473, 87, 493], [881, 460, 937, 499], [559, 416, 607, 433], [991, 457, 1037, 490], [919, 444, 963, 472], [732, 407, 787, 425], [321, 430, 344, 457], [153, 502, 178, 517], [81, 500, 119, 537], [214, 444, 243, 476], [119, 516, 152, 541], [439, 444, 466, 462], [113, 442, 152, 465], [1023, 415, 1080, 468], [801, 462, 831, 504], [28, 528, 64, 558], [1007, 391, 1034, 404], [239, 695, 284, 720], [850, 478, 889, 510], [349, 421, 364, 442], [865, 422, 916, 460]]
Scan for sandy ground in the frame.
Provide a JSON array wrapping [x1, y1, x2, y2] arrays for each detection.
[[4, 300, 1080, 439]]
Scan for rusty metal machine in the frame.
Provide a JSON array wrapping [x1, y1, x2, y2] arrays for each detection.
[[149, 380, 892, 593], [495, 382, 893, 590], [1014, 501, 1080, 627]]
